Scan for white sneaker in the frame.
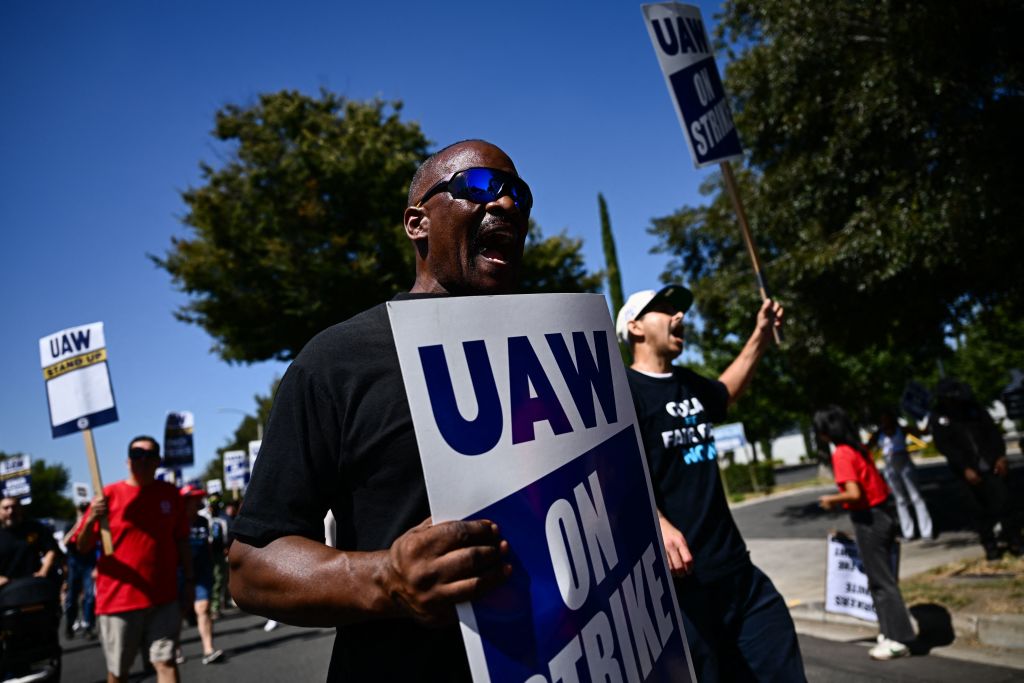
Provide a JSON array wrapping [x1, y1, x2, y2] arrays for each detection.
[[263, 619, 279, 632], [869, 635, 909, 660]]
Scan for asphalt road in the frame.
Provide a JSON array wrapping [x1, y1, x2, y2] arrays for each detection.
[[734, 457, 1024, 541], [58, 610, 1023, 682], [60, 611, 333, 682], [798, 632, 1021, 682]]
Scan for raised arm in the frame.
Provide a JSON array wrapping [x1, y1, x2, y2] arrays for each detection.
[[229, 517, 510, 628], [718, 299, 783, 405]]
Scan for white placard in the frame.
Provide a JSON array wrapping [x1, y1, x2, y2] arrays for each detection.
[[206, 479, 223, 496], [224, 450, 249, 490], [389, 293, 694, 683], [825, 533, 899, 622], [712, 421, 747, 453], [72, 482, 91, 505], [1, 455, 33, 503], [247, 440, 262, 470], [39, 322, 118, 437], [642, 3, 744, 168]]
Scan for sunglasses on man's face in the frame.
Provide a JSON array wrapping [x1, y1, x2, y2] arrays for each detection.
[[415, 167, 533, 214], [129, 447, 159, 460]]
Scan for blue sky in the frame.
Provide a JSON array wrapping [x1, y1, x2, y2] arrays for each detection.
[[0, 1, 729, 494]]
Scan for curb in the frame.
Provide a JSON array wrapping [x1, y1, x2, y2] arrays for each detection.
[[789, 601, 1024, 651]]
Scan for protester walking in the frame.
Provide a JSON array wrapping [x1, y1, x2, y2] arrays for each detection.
[[931, 378, 1022, 559], [69, 436, 193, 683], [815, 405, 916, 660], [205, 498, 229, 619], [868, 409, 934, 541], [180, 485, 223, 664], [62, 503, 97, 638]]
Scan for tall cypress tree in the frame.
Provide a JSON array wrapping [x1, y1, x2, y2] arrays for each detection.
[[598, 193, 630, 364]]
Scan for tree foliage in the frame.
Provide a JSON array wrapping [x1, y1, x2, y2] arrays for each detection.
[[651, 0, 1024, 428], [0, 452, 75, 521], [598, 193, 630, 364], [157, 89, 600, 363], [198, 382, 277, 496]]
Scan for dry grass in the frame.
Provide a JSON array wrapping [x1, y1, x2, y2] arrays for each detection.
[[901, 554, 1024, 615]]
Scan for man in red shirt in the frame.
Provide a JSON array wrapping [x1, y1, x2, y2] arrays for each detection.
[[72, 436, 193, 683]]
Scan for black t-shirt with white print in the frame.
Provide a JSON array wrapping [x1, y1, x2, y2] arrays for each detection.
[[233, 293, 472, 682], [627, 366, 750, 583]]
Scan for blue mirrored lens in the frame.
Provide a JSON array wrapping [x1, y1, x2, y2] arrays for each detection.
[[452, 168, 532, 212]]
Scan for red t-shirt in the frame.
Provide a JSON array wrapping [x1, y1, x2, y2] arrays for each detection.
[[831, 444, 890, 511], [70, 480, 188, 614]]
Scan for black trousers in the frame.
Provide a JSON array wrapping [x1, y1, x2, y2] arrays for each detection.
[[850, 499, 916, 644], [963, 473, 1022, 547], [675, 562, 807, 682]]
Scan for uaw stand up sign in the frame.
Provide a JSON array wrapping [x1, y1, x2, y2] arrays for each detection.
[[39, 321, 117, 553], [389, 294, 694, 683]]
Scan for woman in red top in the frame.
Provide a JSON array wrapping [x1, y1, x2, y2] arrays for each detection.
[[814, 405, 916, 660]]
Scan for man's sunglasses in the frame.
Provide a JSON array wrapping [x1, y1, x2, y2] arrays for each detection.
[[415, 167, 533, 214]]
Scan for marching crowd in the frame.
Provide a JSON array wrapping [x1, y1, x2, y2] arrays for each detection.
[[0, 140, 1020, 682]]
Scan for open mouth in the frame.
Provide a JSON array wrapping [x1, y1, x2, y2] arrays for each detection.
[[476, 230, 518, 266]]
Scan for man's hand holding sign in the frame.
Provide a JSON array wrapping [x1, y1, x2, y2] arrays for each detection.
[[385, 517, 510, 626]]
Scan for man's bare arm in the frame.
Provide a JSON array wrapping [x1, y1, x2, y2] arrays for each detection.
[[76, 495, 106, 554], [718, 299, 783, 405], [35, 550, 57, 577], [229, 517, 509, 628]]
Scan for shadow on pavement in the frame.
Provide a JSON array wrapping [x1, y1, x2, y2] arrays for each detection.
[[225, 627, 333, 657], [909, 603, 955, 654]]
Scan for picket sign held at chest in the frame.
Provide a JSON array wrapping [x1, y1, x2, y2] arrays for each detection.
[[389, 294, 695, 683]]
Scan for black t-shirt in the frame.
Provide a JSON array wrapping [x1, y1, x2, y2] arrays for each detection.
[[0, 519, 58, 580], [626, 366, 750, 583], [233, 294, 471, 682]]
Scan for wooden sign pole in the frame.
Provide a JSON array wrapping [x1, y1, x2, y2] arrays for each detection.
[[720, 160, 783, 345], [82, 429, 114, 555]]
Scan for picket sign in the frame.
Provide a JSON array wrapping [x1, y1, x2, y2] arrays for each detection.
[[224, 450, 250, 493], [72, 482, 91, 506], [642, 3, 781, 343], [825, 533, 900, 622], [164, 411, 195, 468], [0, 455, 32, 504], [39, 322, 117, 554], [389, 294, 695, 683]]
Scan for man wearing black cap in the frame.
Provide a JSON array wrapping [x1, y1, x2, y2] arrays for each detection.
[[617, 286, 804, 681]]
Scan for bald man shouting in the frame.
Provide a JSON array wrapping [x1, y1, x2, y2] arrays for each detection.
[[230, 140, 532, 681]]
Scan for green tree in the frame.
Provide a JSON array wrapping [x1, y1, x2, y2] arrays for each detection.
[[0, 452, 75, 521], [598, 193, 630, 364], [650, 0, 1024, 427], [156, 89, 601, 364], [518, 220, 602, 295], [947, 303, 1024, 406]]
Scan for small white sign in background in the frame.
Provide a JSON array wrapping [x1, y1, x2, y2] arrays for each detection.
[[825, 533, 899, 622]]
